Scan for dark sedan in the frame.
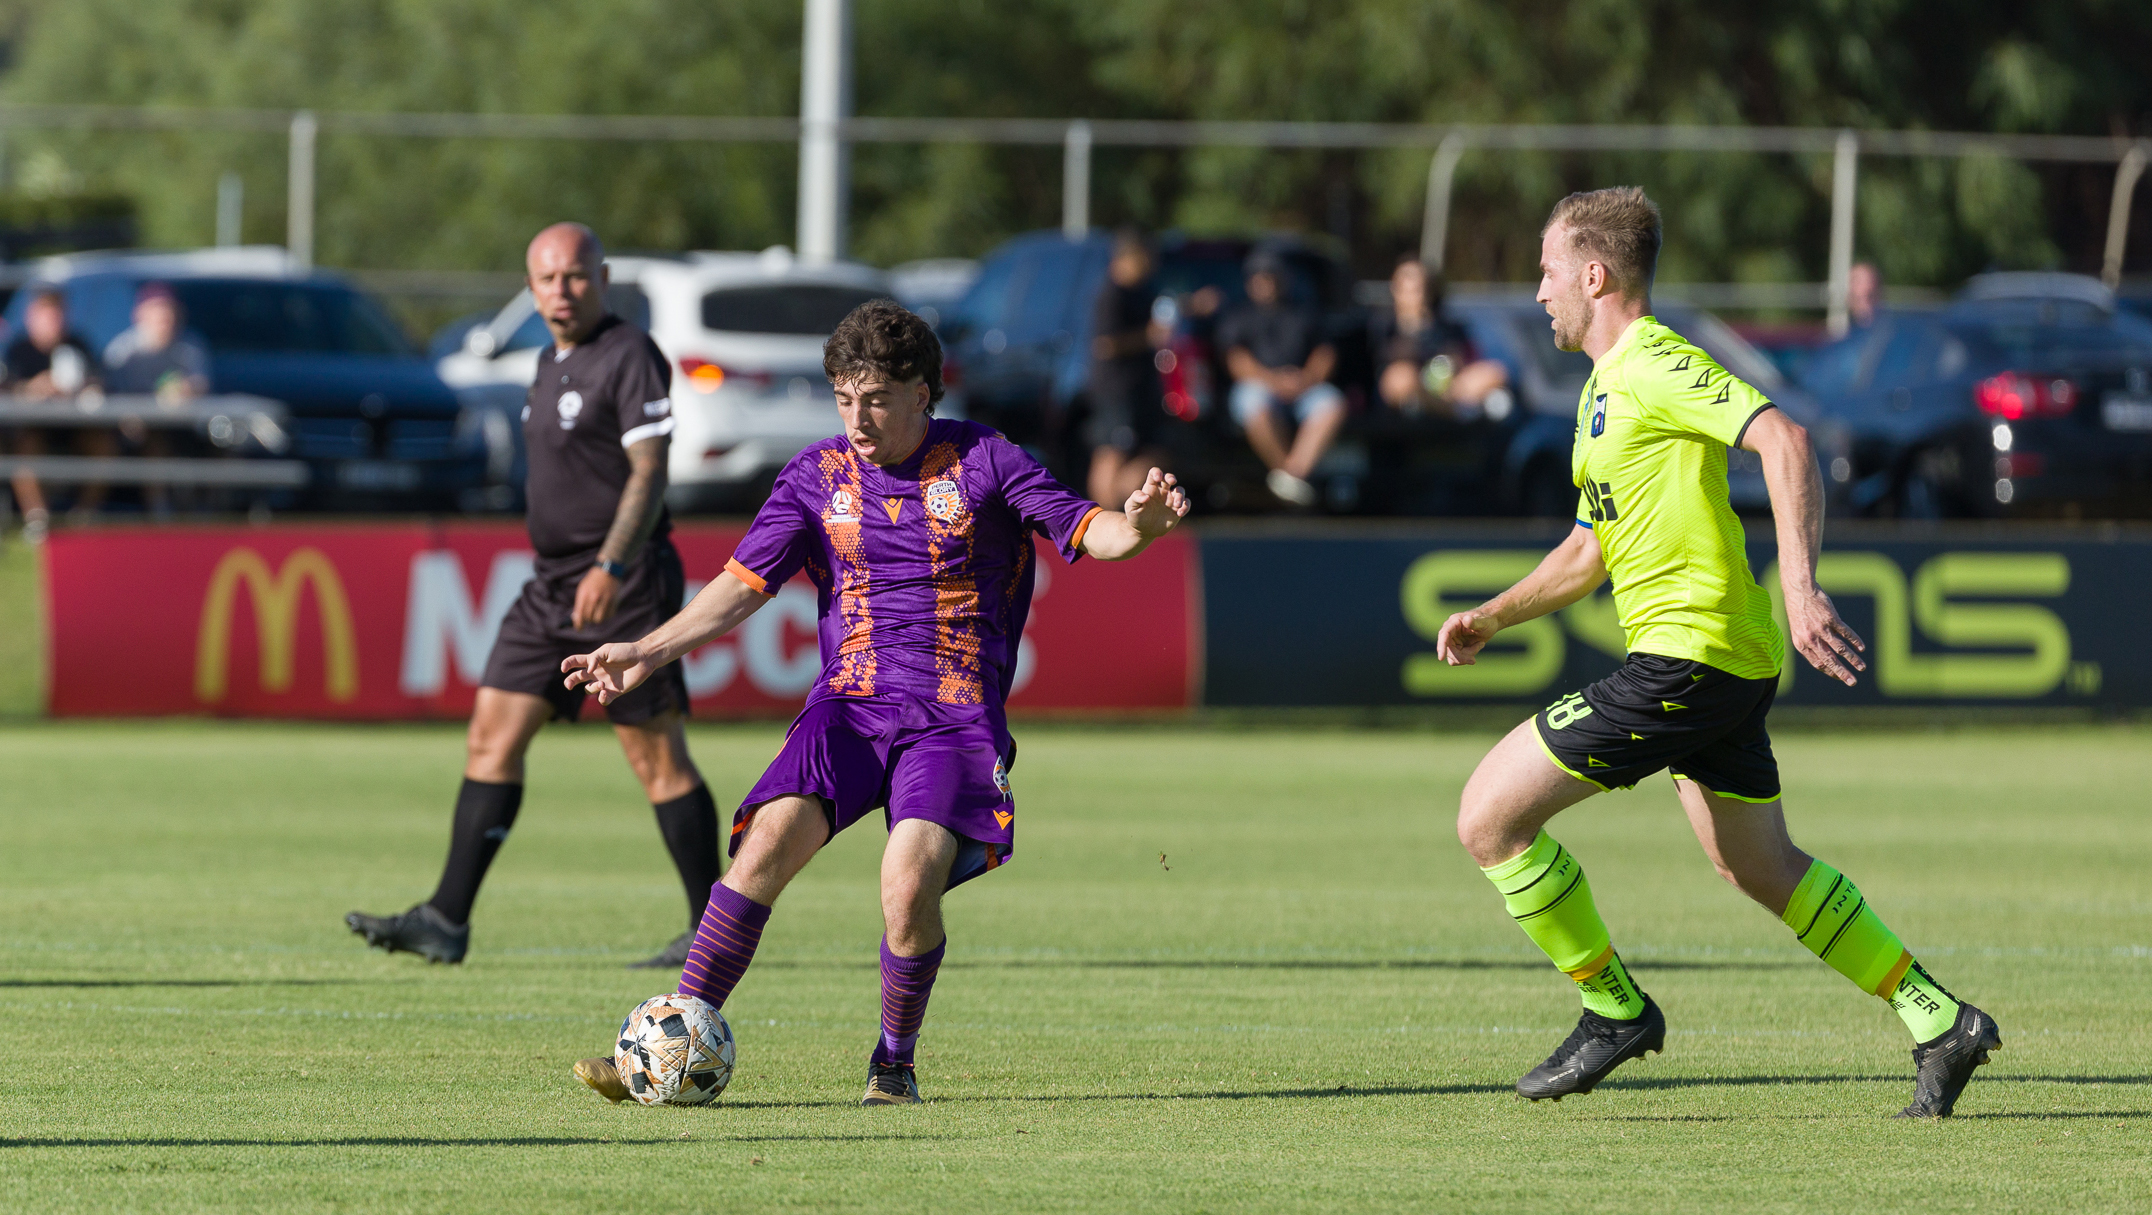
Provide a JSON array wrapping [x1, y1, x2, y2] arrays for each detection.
[[1804, 277, 2152, 518], [3, 261, 494, 510]]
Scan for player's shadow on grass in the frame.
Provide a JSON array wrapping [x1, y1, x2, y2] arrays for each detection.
[[3, 1134, 946, 1149], [0, 979, 366, 989], [1597, 1072, 2152, 1095]]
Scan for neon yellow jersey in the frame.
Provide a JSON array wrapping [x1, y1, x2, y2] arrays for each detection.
[[1571, 316, 1783, 679]]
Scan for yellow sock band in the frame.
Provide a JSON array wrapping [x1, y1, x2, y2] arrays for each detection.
[[1782, 860, 1913, 999], [1481, 831, 1612, 977]]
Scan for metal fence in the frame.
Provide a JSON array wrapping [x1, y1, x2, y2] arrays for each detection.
[[3, 103, 2146, 331]]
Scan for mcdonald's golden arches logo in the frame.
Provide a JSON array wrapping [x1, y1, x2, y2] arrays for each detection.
[[194, 547, 359, 703]]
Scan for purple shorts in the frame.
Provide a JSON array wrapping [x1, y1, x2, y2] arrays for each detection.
[[735, 694, 1016, 888]]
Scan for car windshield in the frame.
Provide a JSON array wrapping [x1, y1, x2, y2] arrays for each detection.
[[170, 280, 416, 356], [701, 284, 884, 335]]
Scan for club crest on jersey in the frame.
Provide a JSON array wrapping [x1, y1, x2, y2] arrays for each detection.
[[1590, 392, 1608, 438], [558, 389, 584, 430], [827, 488, 860, 524], [991, 756, 1011, 799], [924, 479, 964, 521]]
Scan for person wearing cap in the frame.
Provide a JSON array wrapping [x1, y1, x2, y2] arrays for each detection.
[[1216, 250, 1344, 507], [104, 282, 210, 402]]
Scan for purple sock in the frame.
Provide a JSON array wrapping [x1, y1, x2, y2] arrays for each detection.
[[678, 882, 771, 1009], [872, 936, 946, 1066]]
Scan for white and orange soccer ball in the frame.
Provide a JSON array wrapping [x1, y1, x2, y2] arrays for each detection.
[[614, 994, 735, 1106]]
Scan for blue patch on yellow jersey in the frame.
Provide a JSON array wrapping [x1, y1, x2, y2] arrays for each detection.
[[1590, 392, 1608, 438]]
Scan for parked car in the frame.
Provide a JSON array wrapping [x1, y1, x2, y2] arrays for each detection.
[[436, 249, 892, 512], [4, 247, 489, 510], [1445, 294, 1816, 515], [1803, 273, 2152, 518]]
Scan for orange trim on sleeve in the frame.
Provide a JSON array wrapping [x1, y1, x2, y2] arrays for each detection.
[[724, 557, 773, 596], [1068, 505, 1105, 555]]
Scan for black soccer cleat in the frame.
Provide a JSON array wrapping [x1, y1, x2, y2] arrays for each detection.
[[1517, 994, 1666, 1101], [627, 930, 693, 970], [862, 1060, 923, 1106], [1895, 1002, 2001, 1119], [345, 903, 469, 964]]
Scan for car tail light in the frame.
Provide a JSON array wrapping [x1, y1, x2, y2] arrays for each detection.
[[1974, 372, 2078, 419], [941, 354, 963, 390], [679, 358, 773, 394]]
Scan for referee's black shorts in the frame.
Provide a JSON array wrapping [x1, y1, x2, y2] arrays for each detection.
[[1531, 653, 1781, 803], [479, 537, 691, 726]]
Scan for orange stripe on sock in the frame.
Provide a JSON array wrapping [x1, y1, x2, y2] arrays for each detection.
[[1563, 945, 1615, 981], [1876, 949, 1914, 999]]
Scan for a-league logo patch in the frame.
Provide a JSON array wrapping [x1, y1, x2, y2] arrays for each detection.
[[827, 489, 860, 523], [925, 478, 964, 521], [1590, 392, 1608, 438]]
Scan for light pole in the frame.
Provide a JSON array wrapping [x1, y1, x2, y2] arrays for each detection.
[[797, 0, 852, 264]]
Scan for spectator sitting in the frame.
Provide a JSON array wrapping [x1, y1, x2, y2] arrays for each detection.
[[1847, 260, 1881, 331], [104, 282, 210, 403], [3, 287, 103, 539], [1219, 249, 1343, 507], [104, 282, 211, 518], [1369, 255, 1511, 419], [1086, 228, 1171, 507]]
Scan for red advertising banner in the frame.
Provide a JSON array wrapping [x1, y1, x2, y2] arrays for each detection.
[[45, 523, 1196, 719]]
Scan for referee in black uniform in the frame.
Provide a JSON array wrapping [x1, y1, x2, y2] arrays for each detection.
[[348, 223, 717, 968]]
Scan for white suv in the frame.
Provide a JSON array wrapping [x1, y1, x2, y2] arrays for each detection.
[[437, 248, 893, 509]]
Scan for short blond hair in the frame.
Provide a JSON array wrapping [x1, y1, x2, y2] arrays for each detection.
[[1544, 187, 1662, 294]]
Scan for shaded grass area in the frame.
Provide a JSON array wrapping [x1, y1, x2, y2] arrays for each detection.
[[0, 537, 42, 717], [1, 722, 2147, 1213]]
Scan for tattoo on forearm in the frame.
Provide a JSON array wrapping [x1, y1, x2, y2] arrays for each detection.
[[599, 439, 668, 566]]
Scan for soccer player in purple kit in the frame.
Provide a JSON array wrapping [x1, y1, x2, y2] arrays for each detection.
[[562, 301, 1190, 1106]]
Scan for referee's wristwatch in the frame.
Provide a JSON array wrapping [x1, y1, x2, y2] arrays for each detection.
[[593, 558, 630, 580]]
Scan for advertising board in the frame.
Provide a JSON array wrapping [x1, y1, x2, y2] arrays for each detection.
[[46, 524, 1197, 718], [1201, 524, 2151, 708]]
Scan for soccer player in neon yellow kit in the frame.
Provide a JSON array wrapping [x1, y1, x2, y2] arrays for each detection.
[[1436, 188, 2000, 1117]]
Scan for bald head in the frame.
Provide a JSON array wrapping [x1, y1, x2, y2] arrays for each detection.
[[526, 222, 609, 347]]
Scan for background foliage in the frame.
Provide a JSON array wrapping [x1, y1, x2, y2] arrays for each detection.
[[2, 0, 2149, 284]]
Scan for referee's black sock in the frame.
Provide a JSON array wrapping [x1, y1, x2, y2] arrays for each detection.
[[425, 779, 524, 926], [653, 784, 723, 930]]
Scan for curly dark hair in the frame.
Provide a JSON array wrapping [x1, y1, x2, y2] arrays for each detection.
[[823, 298, 944, 411]]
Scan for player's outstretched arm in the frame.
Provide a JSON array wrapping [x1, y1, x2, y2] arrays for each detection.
[[562, 570, 770, 703], [1079, 467, 1191, 561], [1742, 407, 1867, 686], [1435, 524, 1607, 666]]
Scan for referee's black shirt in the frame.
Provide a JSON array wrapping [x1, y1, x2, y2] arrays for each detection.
[[522, 314, 676, 577]]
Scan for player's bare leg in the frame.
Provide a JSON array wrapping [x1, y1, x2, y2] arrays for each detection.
[[864, 820, 960, 1105], [613, 712, 720, 968], [1673, 782, 1809, 916], [1458, 719, 1664, 1100], [578, 795, 829, 1100], [347, 689, 552, 962], [1676, 779, 2002, 1117]]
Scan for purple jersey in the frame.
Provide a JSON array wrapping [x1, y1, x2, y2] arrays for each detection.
[[725, 419, 1103, 712]]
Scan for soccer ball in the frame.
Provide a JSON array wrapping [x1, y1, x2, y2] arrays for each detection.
[[614, 994, 735, 1106]]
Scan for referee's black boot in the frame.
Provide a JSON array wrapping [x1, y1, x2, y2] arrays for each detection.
[[1895, 1002, 2001, 1119], [345, 903, 469, 964], [1517, 994, 1666, 1101], [627, 930, 693, 970]]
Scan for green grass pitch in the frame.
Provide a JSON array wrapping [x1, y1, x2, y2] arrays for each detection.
[[2, 720, 2146, 1212]]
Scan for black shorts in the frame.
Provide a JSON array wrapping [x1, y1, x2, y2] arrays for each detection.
[[478, 538, 690, 726], [1532, 654, 1781, 803], [1085, 367, 1166, 456]]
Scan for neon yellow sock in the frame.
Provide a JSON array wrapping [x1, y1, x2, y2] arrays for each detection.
[[1782, 860, 1960, 1041], [1482, 831, 1647, 1020]]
